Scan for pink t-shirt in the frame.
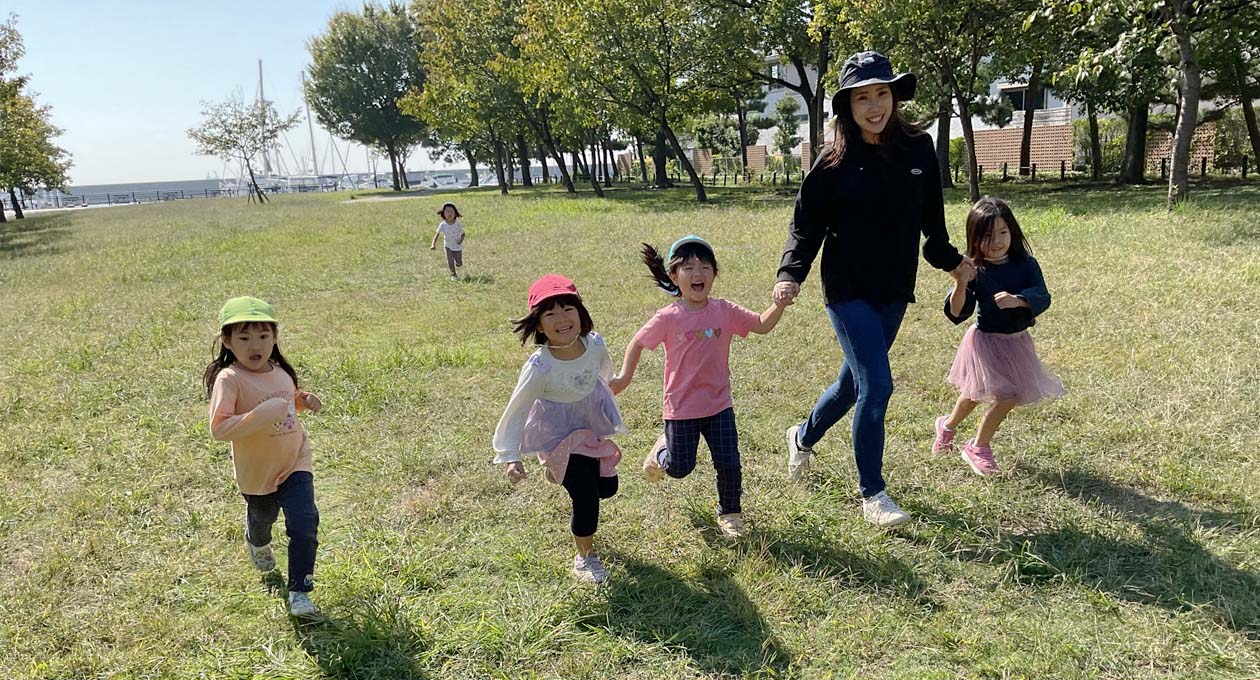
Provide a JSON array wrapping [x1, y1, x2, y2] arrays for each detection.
[[633, 298, 760, 420]]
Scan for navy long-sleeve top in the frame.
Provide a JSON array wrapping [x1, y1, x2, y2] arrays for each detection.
[[777, 133, 964, 304], [944, 255, 1051, 334]]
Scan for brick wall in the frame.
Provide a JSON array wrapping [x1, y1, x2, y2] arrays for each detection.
[[745, 145, 767, 172], [971, 124, 1073, 174], [1146, 123, 1216, 173], [691, 148, 713, 175]]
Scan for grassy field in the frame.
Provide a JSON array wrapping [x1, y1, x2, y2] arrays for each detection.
[[1, 178, 1258, 679]]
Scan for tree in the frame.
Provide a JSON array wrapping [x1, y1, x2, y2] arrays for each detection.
[[692, 114, 742, 158], [521, 0, 750, 202], [772, 96, 803, 157], [188, 94, 299, 203], [306, 2, 426, 192], [0, 15, 70, 222]]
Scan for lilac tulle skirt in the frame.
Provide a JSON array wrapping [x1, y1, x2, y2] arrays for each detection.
[[520, 381, 627, 456], [948, 326, 1065, 405]]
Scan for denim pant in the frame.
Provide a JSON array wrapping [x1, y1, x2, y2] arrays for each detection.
[[562, 454, 619, 538], [243, 471, 319, 592], [798, 299, 907, 498], [660, 407, 742, 515]]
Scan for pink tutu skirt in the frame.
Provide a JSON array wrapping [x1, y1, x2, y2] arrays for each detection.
[[947, 326, 1065, 405]]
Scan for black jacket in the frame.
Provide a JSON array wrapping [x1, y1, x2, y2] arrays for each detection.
[[777, 133, 963, 304]]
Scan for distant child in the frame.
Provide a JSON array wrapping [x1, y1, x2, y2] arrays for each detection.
[[932, 197, 1065, 475], [204, 297, 324, 617], [430, 202, 465, 280], [493, 275, 624, 584], [611, 235, 790, 538]]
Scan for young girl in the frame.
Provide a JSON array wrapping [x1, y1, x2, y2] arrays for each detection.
[[933, 197, 1065, 476], [493, 274, 624, 584], [611, 235, 790, 538], [430, 202, 465, 280], [204, 296, 324, 617]]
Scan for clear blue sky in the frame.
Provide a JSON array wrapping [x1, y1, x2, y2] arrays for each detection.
[[10, 0, 447, 186]]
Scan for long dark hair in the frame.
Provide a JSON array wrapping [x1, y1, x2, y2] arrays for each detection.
[[965, 196, 1032, 266], [641, 242, 719, 297], [203, 321, 299, 397], [819, 88, 923, 169], [511, 294, 594, 346]]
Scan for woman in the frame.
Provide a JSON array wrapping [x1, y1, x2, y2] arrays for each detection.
[[774, 51, 973, 527]]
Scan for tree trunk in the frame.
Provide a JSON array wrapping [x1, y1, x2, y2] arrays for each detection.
[[736, 102, 750, 172], [465, 151, 480, 188], [1019, 66, 1043, 176], [245, 158, 269, 204], [602, 136, 613, 188], [1237, 68, 1260, 166], [539, 147, 550, 182], [1167, 13, 1200, 208], [663, 123, 707, 202], [492, 137, 508, 195], [936, 96, 954, 189], [0, 194, 6, 223], [520, 110, 573, 192], [1119, 103, 1149, 184], [584, 132, 605, 197], [636, 136, 649, 183], [506, 149, 515, 187], [653, 128, 671, 187], [957, 96, 981, 202], [387, 147, 401, 191], [515, 134, 533, 188], [1087, 102, 1103, 181], [8, 188, 23, 219]]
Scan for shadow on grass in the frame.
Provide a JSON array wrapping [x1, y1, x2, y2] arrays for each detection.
[[955, 176, 1260, 215], [456, 272, 495, 285], [907, 467, 1260, 639], [262, 572, 431, 678], [499, 183, 798, 213], [685, 506, 938, 610], [587, 554, 791, 676], [0, 211, 73, 258]]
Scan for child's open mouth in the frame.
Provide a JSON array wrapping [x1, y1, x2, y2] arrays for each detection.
[[250, 354, 263, 361]]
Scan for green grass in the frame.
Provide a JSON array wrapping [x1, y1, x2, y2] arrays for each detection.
[[1, 178, 1258, 679]]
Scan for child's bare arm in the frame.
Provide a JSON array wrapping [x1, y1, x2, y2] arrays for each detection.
[[751, 298, 791, 335], [610, 339, 646, 394]]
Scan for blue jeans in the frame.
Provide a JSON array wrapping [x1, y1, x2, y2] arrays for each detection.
[[243, 471, 319, 592], [798, 299, 907, 498]]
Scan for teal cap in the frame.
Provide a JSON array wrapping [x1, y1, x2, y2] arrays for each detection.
[[667, 234, 714, 261]]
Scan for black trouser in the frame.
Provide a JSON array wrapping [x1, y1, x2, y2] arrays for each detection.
[[561, 454, 618, 537], [243, 471, 319, 592], [661, 407, 742, 515]]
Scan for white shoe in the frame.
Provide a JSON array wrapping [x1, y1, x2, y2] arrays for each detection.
[[717, 513, 746, 538], [786, 424, 812, 482], [862, 491, 911, 527], [572, 554, 609, 584], [245, 525, 275, 571], [643, 434, 667, 483], [288, 591, 318, 617]]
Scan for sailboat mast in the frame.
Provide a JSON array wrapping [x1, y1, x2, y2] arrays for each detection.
[[258, 59, 273, 175], [302, 71, 320, 176]]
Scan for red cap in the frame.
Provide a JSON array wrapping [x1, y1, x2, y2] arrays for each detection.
[[527, 274, 580, 309]]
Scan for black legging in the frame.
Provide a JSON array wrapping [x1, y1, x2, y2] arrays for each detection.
[[562, 454, 618, 537]]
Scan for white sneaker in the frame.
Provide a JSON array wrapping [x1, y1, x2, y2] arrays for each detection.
[[245, 525, 275, 571], [862, 491, 911, 527], [786, 424, 812, 482], [572, 554, 609, 584], [717, 513, 746, 538], [288, 591, 318, 617], [643, 434, 667, 483]]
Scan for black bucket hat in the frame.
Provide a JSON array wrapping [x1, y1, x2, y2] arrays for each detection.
[[831, 51, 917, 115]]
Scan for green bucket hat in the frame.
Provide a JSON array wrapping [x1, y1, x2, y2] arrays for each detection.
[[667, 234, 714, 261], [218, 296, 277, 329]]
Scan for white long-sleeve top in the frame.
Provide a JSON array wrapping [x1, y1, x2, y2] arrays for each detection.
[[492, 333, 613, 464]]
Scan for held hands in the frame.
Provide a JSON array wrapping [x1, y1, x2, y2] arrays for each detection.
[[993, 292, 1026, 309], [609, 374, 630, 395], [505, 461, 527, 484], [430, 245, 436, 250], [773, 281, 800, 306], [950, 257, 977, 284]]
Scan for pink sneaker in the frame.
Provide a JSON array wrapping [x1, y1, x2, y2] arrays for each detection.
[[932, 416, 956, 454], [960, 439, 999, 476]]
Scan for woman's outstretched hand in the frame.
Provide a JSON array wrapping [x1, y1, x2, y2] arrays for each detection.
[[773, 280, 800, 305]]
